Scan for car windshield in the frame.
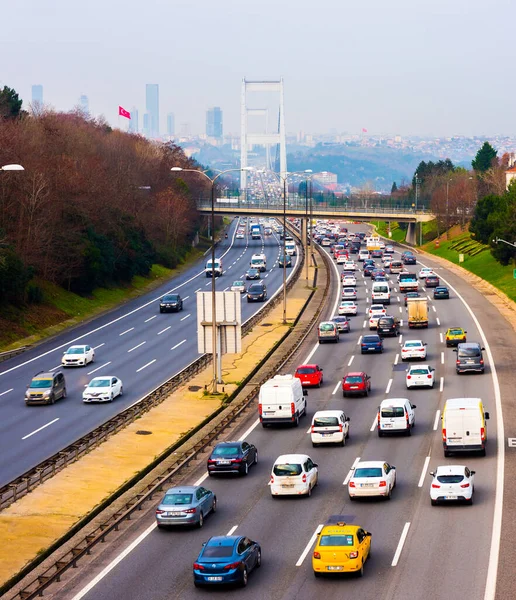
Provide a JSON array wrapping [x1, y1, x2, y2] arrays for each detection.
[[162, 493, 193, 505], [436, 287, 446, 292], [319, 535, 354, 547], [437, 475, 465, 484], [66, 347, 85, 354], [30, 378, 52, 388], [410, 369, 429, 374], [458, 348, 480, 357], [233, 281, 243, 286], [297, 367, 316, 374], [162, 295, 178, 302], [249, 285, 263, 292], [381, 407, 405, 418], [343, 288, 354, 293], [273, 463, 302, 476], [341, 302, 353, 307], [202, 546, 234, 558], [405, 342, 422, 348], [89, 379, 110, 388], [363, 336, 379, 343], [212, 445, 240, 457], [354, 468, 382, 478], [378, 319, 394, 326], [345, 376, 363, 384], [449, 329, 463, 335], [373, 285, 388, 292], [320, 323, 335, 331], [313, 417, 339, 427], [251, 259, 262, 265]]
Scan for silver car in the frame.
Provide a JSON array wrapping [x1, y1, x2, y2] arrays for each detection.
[[155, 486, 216, 528]]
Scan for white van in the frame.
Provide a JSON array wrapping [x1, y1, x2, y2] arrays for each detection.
[[205, 258, 222, 277], [358, 249, 370, 262], [250, 253, 266, 272], [442, 398, 490, 457], [270, 454, 318, 497], [371, 281, 391, 305], [311, 410, 350, 447], [259, 374, 308, 428], [285, 240, 297, 256], [377, 398, 416, 437]]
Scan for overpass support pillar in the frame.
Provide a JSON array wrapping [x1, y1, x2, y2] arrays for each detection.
[[406, 223, 417, 246]]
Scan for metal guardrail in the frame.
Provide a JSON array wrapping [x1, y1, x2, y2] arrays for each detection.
[[0, 227, 304, 512], [3, 228, 331, 600], [0, 347, 30, 364]]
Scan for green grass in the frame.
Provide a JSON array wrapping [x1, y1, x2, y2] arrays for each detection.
[[373, 221, 407, 243], [423, 234, 516, 302]]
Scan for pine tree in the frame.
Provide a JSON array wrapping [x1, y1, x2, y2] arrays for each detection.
[[472, 142, 497, 173], [391, 182, 398, 193]]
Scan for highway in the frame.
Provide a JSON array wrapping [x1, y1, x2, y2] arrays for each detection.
[[56, 225, 504, 600], [0, 218, 298, 487]]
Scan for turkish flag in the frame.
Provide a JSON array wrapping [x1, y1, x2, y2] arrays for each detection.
[[119, 106, 131, 119], [362, 128, 368, 133]]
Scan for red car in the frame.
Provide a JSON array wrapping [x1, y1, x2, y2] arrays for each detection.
[[294, 364, 324, 387], [342, 372, 371, 397]]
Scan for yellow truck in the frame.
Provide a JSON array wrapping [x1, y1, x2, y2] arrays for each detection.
[[366, 236, 382, 251], [407, 297, 428, 328]]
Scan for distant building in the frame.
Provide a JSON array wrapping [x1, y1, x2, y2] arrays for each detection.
[[31, 85, 43, 106], [206, 106, 223, 138], [313, 171, 338, 186], [129, 108, 139, 133], [143, 113, 150, 137], [505, 156, 516, 189], [146, 84, 159, 137], [79, 94, 89, 115], [167, 112, 175, 136]]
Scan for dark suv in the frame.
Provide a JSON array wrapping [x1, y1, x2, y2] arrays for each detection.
[[247, 283, 267, 302], [454, 342, 485, 374], [25, 371, 67, 405], [159, 293, 183, 313], [377, 316, 400, 337]]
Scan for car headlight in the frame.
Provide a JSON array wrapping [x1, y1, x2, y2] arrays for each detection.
[[43, 390, 51, 396], [25, 391, 30, 398]]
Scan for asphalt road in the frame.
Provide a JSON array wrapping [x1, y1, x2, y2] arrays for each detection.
[[57, 226, 505, 600], [0, 218, 298, 486]]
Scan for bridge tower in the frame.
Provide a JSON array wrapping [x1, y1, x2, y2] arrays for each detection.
[[240, 78, 287, 195]]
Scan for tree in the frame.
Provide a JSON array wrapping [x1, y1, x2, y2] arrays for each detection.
[[472, 142, 497, 173], [0, 86, 23, 120], [391, 181, 398, 193]]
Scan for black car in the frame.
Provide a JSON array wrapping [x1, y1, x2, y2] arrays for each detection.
[[371, 249, 383, 258], [247, 283, 267, 302], [361, 334, 383, 354], [433, 286, 449, 299], [377, 315, 400, 337], [404, 291, 420, 306], [425, 274, 440, 287], [403, 255, 417, 265], [159, 293, 183, 313], [454, 342, 485, 374], [246, 268, 261, 280], [363, 259, 375, 270], [332, 315, 351, 333], [207, 441, 258, 476], [371, 268, 387, 280], [278, 254, 292, 268], [364, 264, 376, 277]]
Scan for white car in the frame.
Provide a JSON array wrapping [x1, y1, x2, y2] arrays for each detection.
[[368, 304, 386, 318], [236, 231, 245, 239], [369, 310, 385, 329], [401, 340, 427, 360], [343, 261, 356, 271], [418, 267, 434, 279], [83, 376, 123, 403], [383, 257, 393, 268], [342, 275, 357, 287], [338, 301, 358, 316], [382, 254, 393, 265], [311, 410, 350, 447], [61, 345, 95, 367], [348, 460, 396, 500], [336, 254, 347, 264], [342, 287, 357, 299], [230, 280, 246, 293], [270, 454, 318, 497], [430, 465, 475, 505], [406, 364, 435, 388]]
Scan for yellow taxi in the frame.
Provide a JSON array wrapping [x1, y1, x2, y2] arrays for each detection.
[[445, 327, 467, 347], [312, 521, 371, 577]]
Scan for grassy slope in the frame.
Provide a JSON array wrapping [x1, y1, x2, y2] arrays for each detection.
[[372, 221, 406, 243]]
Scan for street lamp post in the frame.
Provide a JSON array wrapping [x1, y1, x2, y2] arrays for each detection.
[[171, 166, 251, 393], [303, 170, 313, 286], [446, 178, 451, 239], [282, 176, 287, 324]]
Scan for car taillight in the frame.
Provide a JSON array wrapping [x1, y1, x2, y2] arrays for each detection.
[[460, 483, 470, 488], [224, 561, 241, 571], [480, 359, 484, 365], [193, 562, 205, 570], [184, 508, 197, 514], [156, 509, 165, 514], [339, 424, 343, 432], [406, 412, 409, 425], [231, 458, 242, 463], [427, 374, 432, 379], [377, 343, 381, 347], [431, 484, 440, 489], [270, 475, 274, 484], [291, 402, 295, 415], [313, 551, 321, 560], [481, 427, 486, 440], [258, 403, 262, 416], [302, 474, 307, 483], [442, 428, 446, 442], [349, 481, 356, 487], [456, 360, 460, 365], [379, 480, 387, 487], [208, 459, 217, 464], [349, 551, 359, 559], [407, 375, 412, 379], [311, 425, 315, 433]]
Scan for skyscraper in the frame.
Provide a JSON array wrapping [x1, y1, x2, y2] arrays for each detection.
[[206, 107, 223, 138], [145, 84, 159, 138], [31, 85, 43, 106], [129, 108, 139, 133], [79, 94, 89, 115], [143, 113, 150, 137], [167, 112, 175, 136]]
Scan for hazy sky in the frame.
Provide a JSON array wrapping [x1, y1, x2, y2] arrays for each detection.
[[2, 0, 515, 137]]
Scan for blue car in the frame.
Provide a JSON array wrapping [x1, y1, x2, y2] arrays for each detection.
[[361, 334, 384, 354], [193, 535, 261, 588]]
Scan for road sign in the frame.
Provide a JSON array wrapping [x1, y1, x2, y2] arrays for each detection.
[[508, 438, 516, 447]]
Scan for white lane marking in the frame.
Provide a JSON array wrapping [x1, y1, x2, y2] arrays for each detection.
[[128, 342, 146, 353], [399, 306, 402, 313], [399, 334, 403, 344], [193, 472, 209, 487], [436, 317, 441, 326], [194, 288, 202, 293], [392, 522, 411, 566], [239, 418, 260, 441], [0, 388, 13, 397], [136, 359, 156, 373], [171, 339, 186, 351], [440, 377, 444, 392], [22, 418, 60, 440], [157, 326, 171, 335], [363, 320, 366, 328], [332, 381, 341, 395], [182, 296, 190, 301], [87, 361, 111, 375], [48, 365, 61, 372], [366, 297, 370, 303], [227, 525, 238, 536], [71, 521, 157, 600], [144, 316, 156, 323], [432, 305, 436, 313], [306, 425, 312, 434], [296, 525, 324, 567], [348, 355, 354, 367], [302, 342, 319, 365], [343, 456, 361, 485], [418, 457, 431, 488], [400, 319, 403, 326], [370, 417, 377, 432], [205, 282, 211, 287], [357, 336, 362, 345], [93, 343, 105, 350], [394, 353, 399, 365], [441, 351, 444, 365], [385, 378, 393, 394], [439, 332, 443, 344], [422, 287, 426, 292], [119, 328, 134, 336], [433, 410, 441, 431], [180, 313, 191, 321], [427, 295, 432, 301]]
